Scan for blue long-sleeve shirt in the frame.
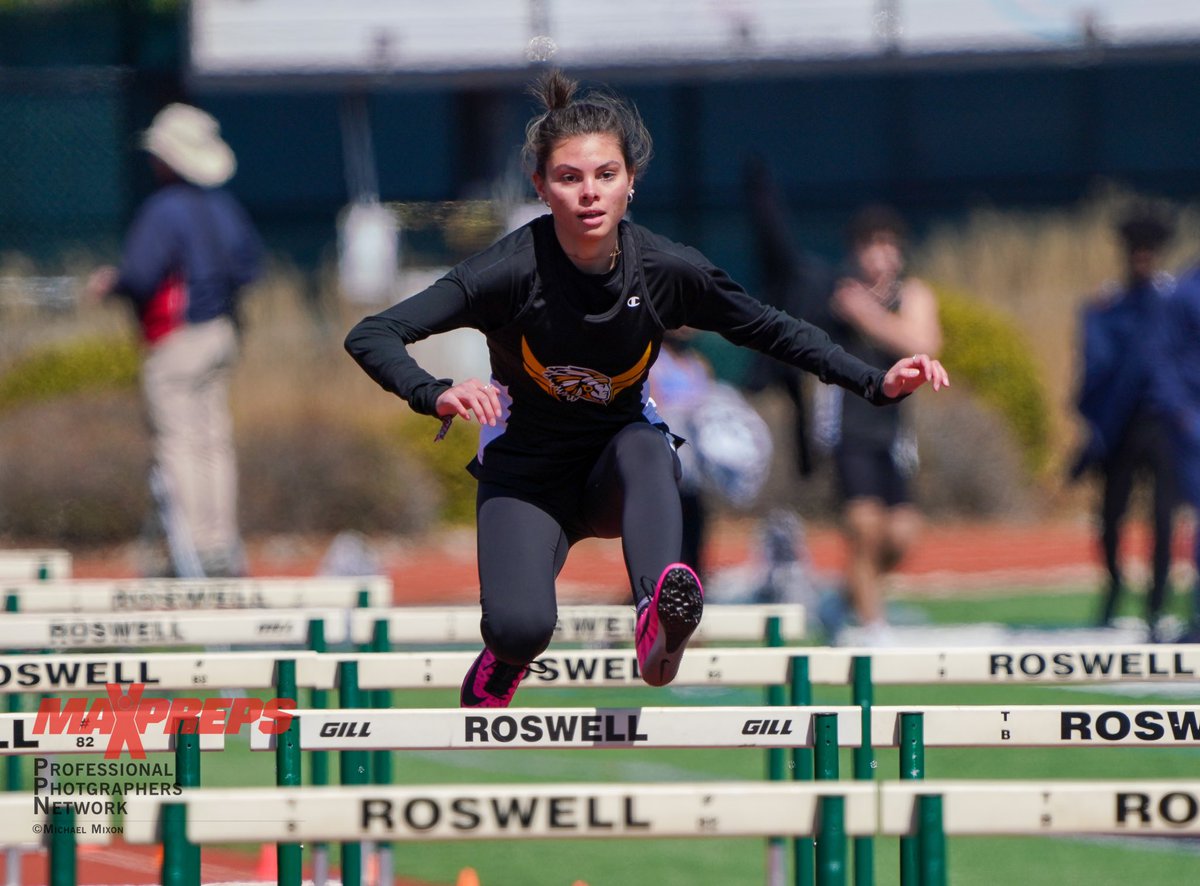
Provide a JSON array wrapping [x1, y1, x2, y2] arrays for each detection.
[[113, 182, 263, 337], [1076, 273, 1172, 463], [1153, 265, 1200, 451]]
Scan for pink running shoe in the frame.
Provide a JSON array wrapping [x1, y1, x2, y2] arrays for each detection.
[[636, 563, 704, 687], [460, 648, 530, 708]]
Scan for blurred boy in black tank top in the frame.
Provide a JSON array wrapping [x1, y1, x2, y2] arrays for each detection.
[[814, 205, 943, 644]]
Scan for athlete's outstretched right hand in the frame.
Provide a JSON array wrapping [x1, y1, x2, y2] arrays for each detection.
[[436, 379, 502, 427]]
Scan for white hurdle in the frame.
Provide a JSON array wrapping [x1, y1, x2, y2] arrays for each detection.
[[347, 603, 806, 645], [0, 793, 112, 848], [122, 781, 878, 844], [0, 550, 71, 580], [870, 704, 1200, 747], [249, 706, 862, 752], [247, 705, 1200, 753], [280, 644, 1200, 692], [0, 712, 226, 756], [116, 778, 1200, 886], [298, 647, 801, 691], [880, 780, 1200, 836], [118, 779, 1200, 843], [0, 651, 314, 694], [0, 603, 805, 651], [809, 644, 1200, 684], [0, 609, 351, 650], [0, 575, 392, 613]]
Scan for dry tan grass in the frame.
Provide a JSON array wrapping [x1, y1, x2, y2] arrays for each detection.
[[6, 191, 1200, 534], [231, 262, 403, 436]]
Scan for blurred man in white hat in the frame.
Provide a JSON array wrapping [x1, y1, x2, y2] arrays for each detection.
[[88, 103, 263, 577]]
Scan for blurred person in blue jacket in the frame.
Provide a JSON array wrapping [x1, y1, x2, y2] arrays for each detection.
[[1072, 209, 1177, 638], [88, 103, 263, 577], [1152, 227, 1200, 642]]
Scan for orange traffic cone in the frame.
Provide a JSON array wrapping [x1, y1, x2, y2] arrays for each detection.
[[255, 844, 277, 881], [456, 867, 481, 886]]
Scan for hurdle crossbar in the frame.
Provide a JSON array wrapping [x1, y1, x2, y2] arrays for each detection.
[[0, 651, 316, 695], [248, 704, 1200, 753], [0, 550, 71, 580], [0, 793, 113, 847], [0, 712, 226, 756], [807, 645, 1200, 684], [348, 603, 805, 646], [263, 645, 1200, 694], [122, 781, 877, 844], [880, 780, 1200, 835], [870, 705, 1200, 747], [0, 576, 392, 614], [117, 778, 1200, 848], [249, 706, 862, 751], [297, 647, 803, 691], [0, 610, 354, 650]]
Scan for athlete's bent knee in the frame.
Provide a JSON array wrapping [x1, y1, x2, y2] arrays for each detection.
[[481, 607, 557, 664]]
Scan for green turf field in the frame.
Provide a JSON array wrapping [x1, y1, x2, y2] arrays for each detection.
[[11, 585, 1197, 886]]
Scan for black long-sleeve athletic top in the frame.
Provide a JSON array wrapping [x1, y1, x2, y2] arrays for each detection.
[[346, 215, 893, 493]]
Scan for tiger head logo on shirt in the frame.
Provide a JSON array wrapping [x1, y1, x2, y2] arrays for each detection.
[[521, 337, 651, 405]]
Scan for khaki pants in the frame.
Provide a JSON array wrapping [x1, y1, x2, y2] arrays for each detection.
[[142, 317, 241, 576]]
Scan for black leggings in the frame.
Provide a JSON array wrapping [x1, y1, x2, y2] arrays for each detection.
[[1098, 413, 1177, 623], [475, 422, 683, 665]]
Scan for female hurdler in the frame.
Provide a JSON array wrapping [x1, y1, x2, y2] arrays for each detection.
[[346, 71, 949, 707]]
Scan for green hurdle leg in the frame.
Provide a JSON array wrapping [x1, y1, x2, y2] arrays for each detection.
[[917, 794, 947, 886], [370, 619, 394, 886], [765, 616, 787, 886], [813, 712, 845, 886], [851, 656, 874, 886], [337, 661, 368, 886], [275, 660, 303, 886], [790, 655, 814, 886], [49, 804, 76, 886], [306, 619, 331, 885], [4, 594, 20, 794], [898, 712, 925, 886], [162, 717, 200, 886], [353, 592, 374, 787]]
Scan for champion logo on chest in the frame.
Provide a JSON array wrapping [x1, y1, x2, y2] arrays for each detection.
[[521, 337, 652, 405]]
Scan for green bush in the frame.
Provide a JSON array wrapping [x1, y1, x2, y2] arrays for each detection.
[[391, 412, 480, 524], [0, 335, 139, 414], [936, 287, 1051, 473]]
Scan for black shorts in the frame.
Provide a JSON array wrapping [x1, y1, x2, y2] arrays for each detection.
[[834, 445, 911, 507]]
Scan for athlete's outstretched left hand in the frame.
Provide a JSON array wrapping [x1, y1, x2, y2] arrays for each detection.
[[881, 354, 950, 399]]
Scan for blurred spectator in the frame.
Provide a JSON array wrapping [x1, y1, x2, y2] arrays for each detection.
[[649, 329, 716, 577], [813, 205, 942, 642], [87, 103, 263, 577], [650, 328, 775, 580], [1072, 209, 1178, 638], [1153, 229, 1200, 643], [742, 156, 836, 478]]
